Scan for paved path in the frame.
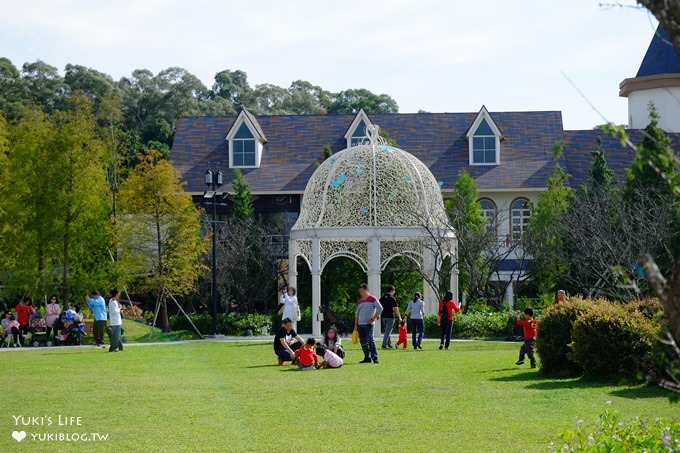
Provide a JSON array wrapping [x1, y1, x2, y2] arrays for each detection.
[[0, 335, 491, 352]]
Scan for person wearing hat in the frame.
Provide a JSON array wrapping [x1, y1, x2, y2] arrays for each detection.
[[552, 290, 567, 305]]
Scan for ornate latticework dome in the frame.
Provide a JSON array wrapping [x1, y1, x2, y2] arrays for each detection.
[[293, 127, 448, 230]]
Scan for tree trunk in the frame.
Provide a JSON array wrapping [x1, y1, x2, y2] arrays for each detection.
[[61, 219, 71, 308], [642, 254, 680, 344]]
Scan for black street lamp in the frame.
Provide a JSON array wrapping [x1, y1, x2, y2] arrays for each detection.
[[204, 168, 223, 335]]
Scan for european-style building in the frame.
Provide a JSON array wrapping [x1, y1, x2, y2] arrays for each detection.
[[171, 26, 680, 300]]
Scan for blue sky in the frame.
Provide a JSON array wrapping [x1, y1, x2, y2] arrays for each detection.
[[0, 0, 659, 129]]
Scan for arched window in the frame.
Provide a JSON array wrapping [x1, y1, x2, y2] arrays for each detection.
[[478, 198, 496, 232], [510, 198, 531, 241]]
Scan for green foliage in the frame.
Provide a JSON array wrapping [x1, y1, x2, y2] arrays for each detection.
[[451, 312, 518, 338], [169, 312, 272, 336], [570, 302, 660, 382], [536, 297, 594, 376], [525, 141, 572, 291], [0, 97, 111, 303], [624, 104, 679, 198], [588, 141, 615, 188], [231, 168, 254, 220], [446, 170, 487, 299], [118, 151, 207, 329], [553, 405, 680, 452]]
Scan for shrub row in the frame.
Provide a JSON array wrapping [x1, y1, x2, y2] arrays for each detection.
[[536, 296, 665, 382], [169, 312, 272, 336]]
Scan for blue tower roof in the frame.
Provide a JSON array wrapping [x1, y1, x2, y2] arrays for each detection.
[[636, 26, 680, 77]]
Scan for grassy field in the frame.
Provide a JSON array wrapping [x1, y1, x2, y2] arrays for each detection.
[[2, 338, 677, 452]]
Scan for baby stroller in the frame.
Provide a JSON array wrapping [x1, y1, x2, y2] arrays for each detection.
[[29, 314, 50, 347], [320, 306, 350, 336], [55, 311, 83, 346]]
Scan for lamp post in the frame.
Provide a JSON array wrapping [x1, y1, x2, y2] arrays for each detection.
[[205, 169, 223, 335]]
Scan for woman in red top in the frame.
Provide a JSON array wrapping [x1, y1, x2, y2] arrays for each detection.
[[437, 291, 460, 350], [15, 296, 35, 340]]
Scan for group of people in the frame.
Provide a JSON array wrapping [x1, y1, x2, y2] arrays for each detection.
[[1, 289, 125, 353], [274, 319, 345, 370], [272, 283, 567, 369], [273, 283, 464, 366]]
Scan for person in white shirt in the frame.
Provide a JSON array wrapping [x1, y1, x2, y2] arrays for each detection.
[[108, 289, 123, 353], [279, 287, 300, 331]]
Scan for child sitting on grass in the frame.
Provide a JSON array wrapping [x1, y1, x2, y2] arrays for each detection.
[[395, 319, 408, 349], [515, 307, 537, 368], [293, 338, 318, 371], [315, 343, 343, 369]]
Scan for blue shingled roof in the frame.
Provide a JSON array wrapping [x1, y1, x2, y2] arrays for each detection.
[[563, 129, 680, 187], [637, 26, 680, 77], [172, 111, 566, 193]]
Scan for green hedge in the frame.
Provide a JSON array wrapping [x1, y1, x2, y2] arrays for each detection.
[[570, 302, 660, 382], [535, 297, 593, 377], [169, 312, 272, 336]]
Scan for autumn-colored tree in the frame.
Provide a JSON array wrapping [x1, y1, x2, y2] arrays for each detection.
[[118, 151, 207, 331]]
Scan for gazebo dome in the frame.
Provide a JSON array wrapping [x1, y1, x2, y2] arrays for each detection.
[[293, 135, 448, 231]]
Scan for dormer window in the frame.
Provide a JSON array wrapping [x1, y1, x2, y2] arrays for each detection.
[[232, 123, 256, 166], [344, 109, 373, 148], [466, 106, 502, 166], [226, 109, 267, 169]]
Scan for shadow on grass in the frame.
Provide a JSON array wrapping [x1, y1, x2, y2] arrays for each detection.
[[489, 371, 543, 383], [609, 385, 671, 399], [246, 364, 281, 369]]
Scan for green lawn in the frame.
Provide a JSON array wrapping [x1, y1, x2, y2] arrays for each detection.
[[2, 340, 677, 452]]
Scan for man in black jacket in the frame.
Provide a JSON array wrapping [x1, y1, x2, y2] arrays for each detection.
[[379, 285, 401, 349]]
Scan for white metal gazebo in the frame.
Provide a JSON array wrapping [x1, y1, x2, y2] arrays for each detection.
[[288, 125, 458, 336]]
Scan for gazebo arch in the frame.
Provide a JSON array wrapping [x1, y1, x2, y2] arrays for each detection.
[[288, 125, 458, 336]]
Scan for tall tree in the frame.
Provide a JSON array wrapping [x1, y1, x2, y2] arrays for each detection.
[[588, 141, 615, 189], [1, 98, 111, 302], [231, 168, 254, 221], [118, 151, 207, 331], [525, 142, 572, 292]]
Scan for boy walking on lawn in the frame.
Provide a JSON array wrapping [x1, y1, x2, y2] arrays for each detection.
[[516, 307, 537, 368]]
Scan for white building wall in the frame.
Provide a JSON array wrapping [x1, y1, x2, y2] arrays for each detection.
[[628, 87, 680, 132]]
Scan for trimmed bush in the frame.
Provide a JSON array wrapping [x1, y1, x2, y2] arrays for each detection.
[[569, 302, 660, 382], [535, 297, 594, 376], [452, 312, 518, 338]]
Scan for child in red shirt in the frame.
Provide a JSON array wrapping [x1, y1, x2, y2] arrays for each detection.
[[395, 320, 408, 349], [516, 307, 537, 368], [293, 338, 318, 370]]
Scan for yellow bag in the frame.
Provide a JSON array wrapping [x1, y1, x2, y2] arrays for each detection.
[[351, 329, 359, 344]]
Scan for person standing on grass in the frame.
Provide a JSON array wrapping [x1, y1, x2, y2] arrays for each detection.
[[354, 284, 383, 364], [515, 308, 537, 368], [437, 291, 460, 350], [405, 292, 425, 349], [279, 287, 300, 331], [108, 289, 124, 353], [45, 295, 61, 344], [274, 318, 304, 365], [379, 285, 401, 349], [87, 291, 107, 346]]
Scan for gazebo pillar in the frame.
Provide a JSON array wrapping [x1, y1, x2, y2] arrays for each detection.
[[423, 246, 439, 314], [287, 242, 298, 296], [311, 238, 322, 337], [367, 237, 381, 338]]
